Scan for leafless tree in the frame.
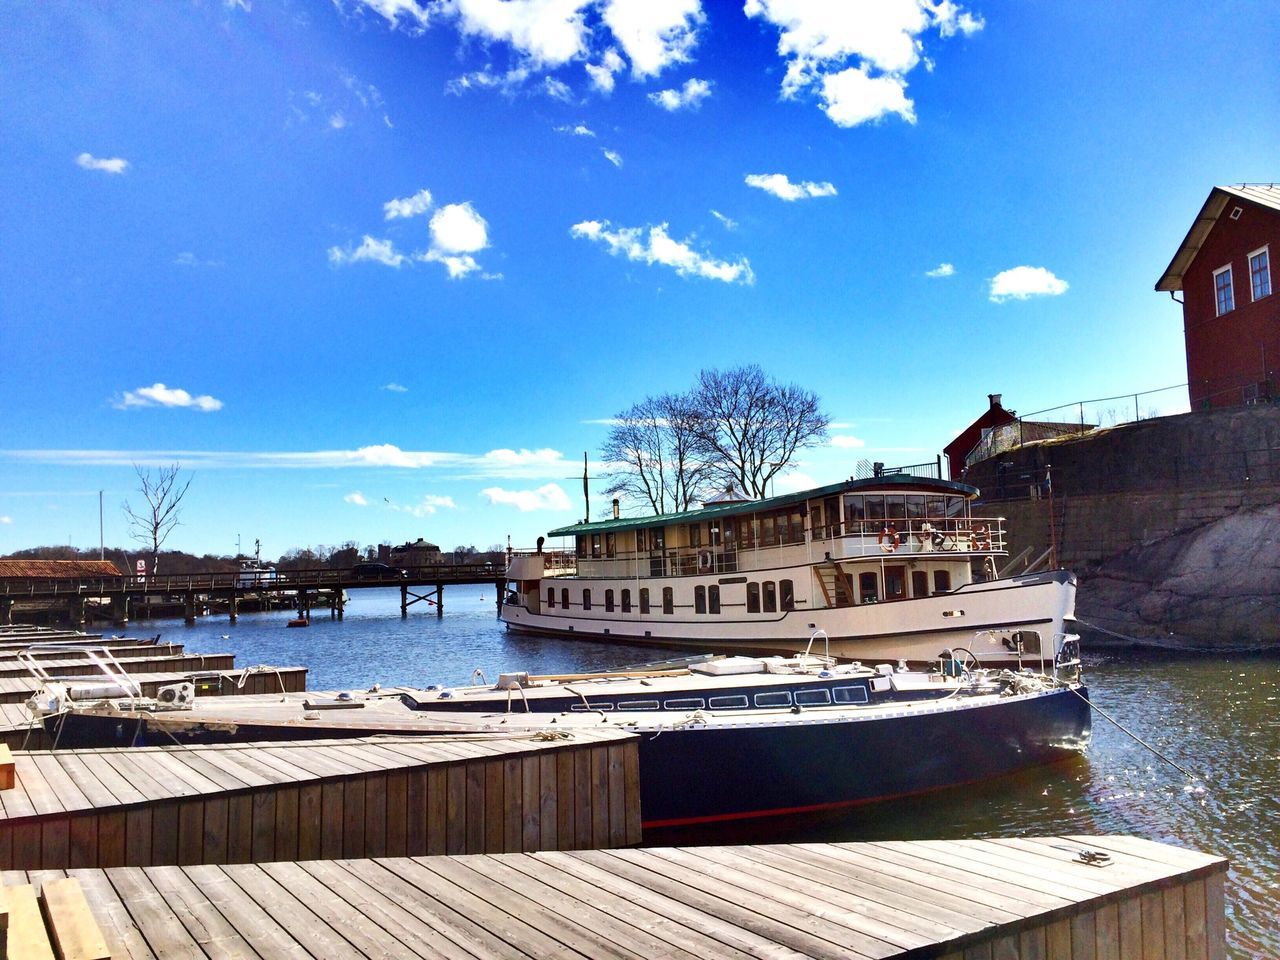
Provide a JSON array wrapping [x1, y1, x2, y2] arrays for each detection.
[[689, 365, 829, 498], [602, 393, 713, 515], [122, 463, 192, 575]]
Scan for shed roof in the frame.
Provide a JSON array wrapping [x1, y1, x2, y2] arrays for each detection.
[[547, 473, 978, 537], [0, 559, 123, 579], [1156, 184, 1280, 292]]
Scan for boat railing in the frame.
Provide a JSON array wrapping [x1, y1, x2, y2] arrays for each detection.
[[19, 643, 147, 713]]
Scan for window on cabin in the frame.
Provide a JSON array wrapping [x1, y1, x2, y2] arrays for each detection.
[[934, 570, 952, 593], [636, 528, 647, 551], [747, 582, 760, 613], [576, 535, 588, 558], [590, 534, 601, 559], [844, 495, 866, 533], [605, 589, 615, 612], [662, 587, 674, 615], [859, 572, 879, 603], [911, 570, 929, 598], [780, 579, 794, 610], [1215, 264, 1235, 316], [651, 529, 665, 551], [760, 514, 776, 546], [694, 585, 707, 614], [906, 496, 926, 523], [605, 533, 616, 558], [926, 496, 946, 518], [547, 587, 555, 608], [709, 584, 721, 614], [1250, 247, 1271, 301], [884, 566, 906, 600], [687, 523, 702, 547], [621, 588, 632, 613], [763, 580, 777, 613], [786, 507, 805, 543], [561, 588, 569, 609], [582, 589, 591, 610], [886, 496, 907, 521], [639, 588, 650, 614], [709, 521, 721, 546], [864, 496, 886, 525]]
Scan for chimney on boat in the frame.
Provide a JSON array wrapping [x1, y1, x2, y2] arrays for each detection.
[[612, 498, 620, 519]]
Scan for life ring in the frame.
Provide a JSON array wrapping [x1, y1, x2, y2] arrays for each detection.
[[930, 530, 947, 550], [970, 522, 992, 551], [698, 551, 713, 572], [877, 524, 900, 552]]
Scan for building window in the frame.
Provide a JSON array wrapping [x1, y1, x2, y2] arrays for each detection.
[[1250, 246, 1271, 302], [621, 588, 632, 613], [639, 588, 650, 614], [662, 587, 674, 615], [694, 585, 707, 614], [763, 581, 777, 613], [582, 589, 591, 610], [561, 588, 569, 609], [708, 585, 721, 614], [547, 587, 555, 608], [1214, 264, 1234, 316], [605, 589, 615, 613], [746, 582, 760, 613]]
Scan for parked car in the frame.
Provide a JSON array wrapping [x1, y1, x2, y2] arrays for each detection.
[[352, 561, 405, 580]]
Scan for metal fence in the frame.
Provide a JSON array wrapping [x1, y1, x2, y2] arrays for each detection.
[[855, 456, 943, 480]]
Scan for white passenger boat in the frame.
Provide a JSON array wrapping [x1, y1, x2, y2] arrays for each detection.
[[502, 473, 1075, 666]]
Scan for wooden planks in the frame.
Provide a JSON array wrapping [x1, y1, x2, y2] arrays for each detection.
[[0, 835, 1229, 960], [0, 730, 640, 869]]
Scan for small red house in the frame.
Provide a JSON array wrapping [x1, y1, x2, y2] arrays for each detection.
[[943, 393, 1016, 479], [1157, 184, 1279, 409]]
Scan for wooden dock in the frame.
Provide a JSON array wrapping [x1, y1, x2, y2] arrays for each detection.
[[0, 835, 1226, 959], [0, 729, 641, 871]]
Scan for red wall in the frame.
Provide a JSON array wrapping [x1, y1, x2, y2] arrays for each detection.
[[1182, 202, 1280, 408], [944, 406, 1016, 478]]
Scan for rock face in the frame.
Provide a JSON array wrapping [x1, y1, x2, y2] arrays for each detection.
[[1077, 503, 1280, 651]]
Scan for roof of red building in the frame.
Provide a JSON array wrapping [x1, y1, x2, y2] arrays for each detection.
[[0, 559, 123, 579], [1156, 183, 1280, 293]]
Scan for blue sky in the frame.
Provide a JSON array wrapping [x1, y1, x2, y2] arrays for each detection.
[[2, 0, 1277, 560]]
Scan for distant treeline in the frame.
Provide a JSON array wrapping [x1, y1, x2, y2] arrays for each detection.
[[2, 543, 507, 574]]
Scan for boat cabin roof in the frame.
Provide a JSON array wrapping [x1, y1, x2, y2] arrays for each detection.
[[547, 473, 979, 537]]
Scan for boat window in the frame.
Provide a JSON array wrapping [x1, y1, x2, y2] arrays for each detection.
[[864, 496, 886, 524], [906, 496, 926, 521], [576, 535, 588, 558], [618, 700, 659, 710], [639, 589, 650, 614], [591, 534, 601, 558], [780, 579, 794, 611], [763, 581, 777, 613], [933, 570, 952, 593], [926, 496, 946, 518], [662, 587, 674, 615], [754, 691, 791, 707], [708, 695, 748, 709], [911, 570, 928, 598], [605, 533, 616, 558], [709, 585, 721, 614], [859, 572, 878, 603], [561, 588, 570, 609], [665, 698, 704, 710], [810, 502, 825, 540], [582, 589, 592, 610], [687, 523, 702, 547], [746, 582, 760, 613], [636, 528, 647, 551], [547, 587, 555, 608], [824, 497, 841, 537], [651, 528, 665, 551], [622, 588, 632, 612], [884, 566, 906, 600], [709, 521, 721, 547], [741, 517, 757, 549], [945, 496, 965, 518], [694, 585, 707, 614], [795, 689, 831, 705], [760, 513, 776, 546], [833, 685, 869, 704], [787, 507, 805, 543], [605, 589, 615, 613], [886, 496, 907, 521], [843, 495, 866, 533], [570, 701, 613, 711]]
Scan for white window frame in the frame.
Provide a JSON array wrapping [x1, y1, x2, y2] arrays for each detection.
[[1248, 245, 1271, 302], [1213, 263, 1235, 317]]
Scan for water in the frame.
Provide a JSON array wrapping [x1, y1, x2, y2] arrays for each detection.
[[145, 585, 1278, 957]]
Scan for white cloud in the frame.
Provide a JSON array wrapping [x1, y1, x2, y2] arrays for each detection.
[[383, 382, 409, 393], [744, 0, 982, 127], [744, 172, 837, 201], [710, 209, 737, 230], [76, 153, 128, 174], [347, 0, 432, 31], [116, 383, 223, 412], [452, 0, 592, 67], [329, 112, 348, 129], [481, 483, 572, 512], [173, 252, 223, 267], [571, 219, 753, 284], [383, 188, 433, 220], [396, 494, 458, 516], [482, 448, 565, 467], [554, 122, 596, 136], [602, 148, 623, 167], [344, 491, 370, 505], [600, 0, 704, 78], [328, 235, 406, 268], [0, 516, 12, 525], [648, 76, 711, 110], [989, 266, 1069, 303], [585, 48, 625, 92], [429, 202, 489, 253], [830, 435, 866, 449], [926, 262, 955, 277], [543, 75, 574, 101]]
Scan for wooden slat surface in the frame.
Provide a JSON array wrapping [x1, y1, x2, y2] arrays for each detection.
[[0, 835, 1228, 960]]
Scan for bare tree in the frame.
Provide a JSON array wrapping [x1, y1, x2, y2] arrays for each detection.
[[689, 365, 829, 498], [122, 463, 193, 575], [602, 393, 713, 515]]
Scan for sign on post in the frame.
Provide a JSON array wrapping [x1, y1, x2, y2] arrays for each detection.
[[135, 559, 147, 584]]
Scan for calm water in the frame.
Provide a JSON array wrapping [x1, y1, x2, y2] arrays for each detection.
[[142, 585, 1278, 957]]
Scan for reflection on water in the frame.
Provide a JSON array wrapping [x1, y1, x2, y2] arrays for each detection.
[[152, 586, 1278, 958]]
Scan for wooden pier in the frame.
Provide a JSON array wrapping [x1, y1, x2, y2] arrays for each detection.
[[0, 835, 1226, 959]]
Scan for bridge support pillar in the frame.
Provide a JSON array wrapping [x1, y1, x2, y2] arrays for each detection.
[[111, 595, 129, 627], [436, 583, 443, 618], [495, 577, 505, 616], [0, 597, 11, 625], [297, 590, 311, 619], [228, 591, 238, 624], [184, 592, 198, 625], [334, 592, 345, 621], [68, 596, 87, 628], [400, 584, 408, 618]]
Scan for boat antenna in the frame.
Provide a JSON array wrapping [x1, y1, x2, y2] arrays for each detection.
[[583, 452, 589, 523]]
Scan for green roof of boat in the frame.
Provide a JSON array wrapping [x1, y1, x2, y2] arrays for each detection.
[[547, 473, 980, 537]]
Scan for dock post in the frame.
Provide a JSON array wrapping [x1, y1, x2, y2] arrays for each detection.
[[297, 590, 310, 619], [228, 590, 238, 624], [495, 577, 505, 615], [335, 591, 345, 621], [111, 595, 129, 627], [400, 584, 408, 618], [436, 583, 443, 618], [0, 597, 11, 625], [68, 596, 87, 628], [184, 592, 197, 625]]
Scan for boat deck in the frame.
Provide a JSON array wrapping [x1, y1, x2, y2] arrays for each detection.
[[2, 835, 1226, 959]]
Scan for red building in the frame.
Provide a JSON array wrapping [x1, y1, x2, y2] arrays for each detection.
[[943, 393, 1016, 479], [1157, 184, 1279, 409]]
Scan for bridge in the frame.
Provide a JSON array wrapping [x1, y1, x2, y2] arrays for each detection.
[[0, 563, 507, 627]]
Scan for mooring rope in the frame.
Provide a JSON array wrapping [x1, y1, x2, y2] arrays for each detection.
[[1071, 687, 1199, 782]]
